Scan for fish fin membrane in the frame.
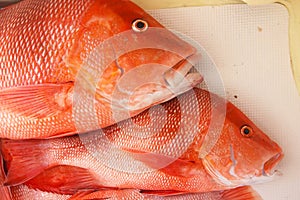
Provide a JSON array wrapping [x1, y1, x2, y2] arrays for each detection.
[[0, 186, 11, 200], [69, 189, 143, 200], [129, 150, 202, 178], [0, 83, 73, 119], [220, 186, 263, 200], [47, 131, 79, 139], [0, 151, 11, 199], [25, 165, 103, 195], [0, 152, 11, 200], [0, 151, 7, 183], [1, 139, 50, 186]]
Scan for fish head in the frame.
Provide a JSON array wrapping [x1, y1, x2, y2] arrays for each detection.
[[203, 101, 283, 186], [73, 0, 201, 114]]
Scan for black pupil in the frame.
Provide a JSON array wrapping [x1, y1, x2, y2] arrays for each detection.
[[243, 128, 250, 135], [136, 21, 145, 29]]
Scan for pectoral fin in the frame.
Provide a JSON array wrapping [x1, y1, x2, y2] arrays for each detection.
[[125, 149, 202, 178], [219, 186, 263, 200], [25, 165, 102, 195], [0, 83, 73, 119], [0, 153, 11, 200], [1, 139, 51, 186]]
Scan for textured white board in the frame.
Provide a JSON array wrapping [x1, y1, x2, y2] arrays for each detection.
[[149, 4, 300, 200]]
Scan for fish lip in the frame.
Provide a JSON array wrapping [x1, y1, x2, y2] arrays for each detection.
[[163, 52, 202, 88], [262, 152, 284, 176]]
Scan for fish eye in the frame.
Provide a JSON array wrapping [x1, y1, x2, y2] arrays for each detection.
[[132, 19, 148, 32], [240, 125, 253, 137]]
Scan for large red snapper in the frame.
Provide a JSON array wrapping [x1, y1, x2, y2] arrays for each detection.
[[0, 88, 283, 194], [0, 185, 262, 200], [0, 160, 261, 200], [0, 158, 262, 200], [66, 186, 262, 200], [0, 0, 201, 139]]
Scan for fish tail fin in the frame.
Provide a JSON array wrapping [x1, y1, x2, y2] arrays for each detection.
[[220, 186, 263, 200], [1, 139, 50, 186]]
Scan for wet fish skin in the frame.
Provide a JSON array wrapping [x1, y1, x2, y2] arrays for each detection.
[[0, 0, 201, 139], [141, 186, 262, 200], [9, 185, 71, 200], [1, 88, 283, 194], [2, 186, 262, 200]]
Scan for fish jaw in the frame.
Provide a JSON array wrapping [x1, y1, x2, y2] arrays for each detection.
[[95, 52, 203, 116], [121, 67, 203, 112], [125, 53, 203, 111], [202, 151, 283, 187], [262, 151, 284, 177], [163, 53, 202, 88]]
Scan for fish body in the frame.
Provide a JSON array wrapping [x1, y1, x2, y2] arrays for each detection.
[[0, 0, 201, 139], [142, 186, 262, 200], [1, 88, 283, 194], [1, 185, 261, 200], [68, 186, 262, 200]]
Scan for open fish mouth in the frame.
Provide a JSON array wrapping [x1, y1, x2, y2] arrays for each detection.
[[262, 152, 284, 176]]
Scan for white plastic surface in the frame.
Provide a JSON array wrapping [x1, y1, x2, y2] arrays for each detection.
[[149, 4, 300, 200]]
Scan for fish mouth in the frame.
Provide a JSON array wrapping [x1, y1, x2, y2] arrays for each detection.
[[163, 53, 202, 90], [107, 52, 202, 113], [118, 53, 202, 110], [262, 152, 284, 176], [202, 152, 284, 187]]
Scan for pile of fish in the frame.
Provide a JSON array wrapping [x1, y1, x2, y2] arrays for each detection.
[[0, 0, 283, 199]]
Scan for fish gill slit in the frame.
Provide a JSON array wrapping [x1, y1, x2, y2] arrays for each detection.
[[229, 144, 238, 178], [109, 43, 134, 97], [110, 43, 124, 76]]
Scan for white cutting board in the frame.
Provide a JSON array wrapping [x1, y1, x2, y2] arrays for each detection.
[[149, 4, 300, 200]]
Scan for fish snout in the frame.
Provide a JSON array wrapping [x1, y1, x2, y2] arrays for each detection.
[[262, 151, 284, 176]]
